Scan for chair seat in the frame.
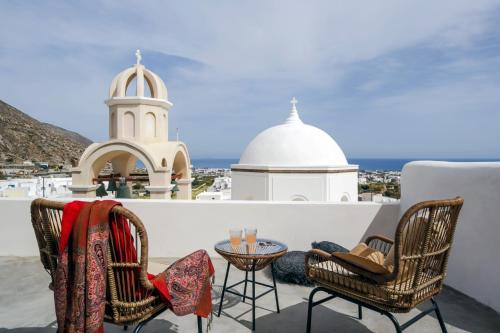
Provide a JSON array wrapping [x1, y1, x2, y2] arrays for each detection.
[[308, 261, 441, 313]]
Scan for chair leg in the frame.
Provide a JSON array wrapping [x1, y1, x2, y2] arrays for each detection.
[[305, 286, 443, 333], [252, 263, 256, 331], [306, 287, 323, 333], [123, 325, 128, 330], [385, 312, 403, 333], [217, 262, 231, 317], [271, 262, 280, 313], [133, 322, 146, 333], [431, 298, 448, 333], [197, 316, 203, 333]]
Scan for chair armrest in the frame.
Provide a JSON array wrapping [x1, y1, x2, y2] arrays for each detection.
[[365, 235, 394, 256], [305, 248, 332, 266], [139, 262, 155, 291], [306, 248, 332, 260], [305, 249, 333, 278], [140, 279, 155, 291]]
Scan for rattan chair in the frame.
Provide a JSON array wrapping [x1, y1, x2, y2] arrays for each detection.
[[30, 198, 204, 333], [305, 197, 464, 333]]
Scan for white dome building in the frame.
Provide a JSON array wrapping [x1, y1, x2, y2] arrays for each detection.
[[231, 98, 358, 201], [70, 50, 192, 199]]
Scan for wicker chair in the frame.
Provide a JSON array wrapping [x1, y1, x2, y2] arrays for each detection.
[[305, 197, 464, 333], [30, 198, 204, 333]]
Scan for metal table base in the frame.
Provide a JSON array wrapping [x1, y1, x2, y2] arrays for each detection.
[[216, 261, 280, 331]]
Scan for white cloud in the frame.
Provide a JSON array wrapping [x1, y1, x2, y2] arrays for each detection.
[[0, 0, 499, 157]]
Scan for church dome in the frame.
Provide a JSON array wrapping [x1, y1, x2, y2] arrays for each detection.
[[238, 98, 348, 167], [108, 50, 168, 101]]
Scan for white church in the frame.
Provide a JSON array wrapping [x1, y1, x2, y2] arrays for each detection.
[[231, 98, 358, 202]]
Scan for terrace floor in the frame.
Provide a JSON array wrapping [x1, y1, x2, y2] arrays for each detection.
[[1, 257, 499, 333]]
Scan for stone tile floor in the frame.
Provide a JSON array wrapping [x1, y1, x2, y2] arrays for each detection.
[[1, 257, 499, 333]]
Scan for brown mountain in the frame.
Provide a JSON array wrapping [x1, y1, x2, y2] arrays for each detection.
[[0, 100, 92, 165]]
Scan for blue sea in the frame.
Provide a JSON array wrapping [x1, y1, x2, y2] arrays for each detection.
[[192, 158, 500, 171]]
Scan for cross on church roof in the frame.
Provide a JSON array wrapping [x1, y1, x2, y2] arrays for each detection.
[[285, 97, 302, 124]]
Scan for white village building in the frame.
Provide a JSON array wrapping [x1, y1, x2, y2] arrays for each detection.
[[231, 98, 358, 202]]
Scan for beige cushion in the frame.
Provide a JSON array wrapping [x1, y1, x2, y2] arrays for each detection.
[[331, 242, 389, 276], [332, 253, 390, 275], [350, 243, 385, 265]]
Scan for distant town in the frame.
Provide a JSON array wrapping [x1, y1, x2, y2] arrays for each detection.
[[0, 160, 400, 201]]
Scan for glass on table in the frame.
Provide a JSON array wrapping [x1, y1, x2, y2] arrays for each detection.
[[245, 227, 257, 254], [229, 228, 242, 248], [245, 227, 257, 244]]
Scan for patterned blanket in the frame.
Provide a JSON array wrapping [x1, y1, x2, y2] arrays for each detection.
[[151, 250, 214, 317], [54, 200, 214, 333], [55, 200, 114, 333]]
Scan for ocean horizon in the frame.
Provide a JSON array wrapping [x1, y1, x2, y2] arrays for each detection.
[[191, 158, 500, 171]]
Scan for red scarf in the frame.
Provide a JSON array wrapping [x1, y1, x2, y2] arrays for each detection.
[[55, 201, 214, 333]]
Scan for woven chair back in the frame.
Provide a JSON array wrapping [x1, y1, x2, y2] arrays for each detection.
[[389, 197, 464, 303], [30, 199, 157, 324]]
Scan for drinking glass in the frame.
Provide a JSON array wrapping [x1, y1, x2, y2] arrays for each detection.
[[229, 228, 242, 247], [245, 227, 257, 245], [245, 227, 257, 254]]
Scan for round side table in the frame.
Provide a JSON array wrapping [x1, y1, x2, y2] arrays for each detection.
[[214, 238, 288, 331]]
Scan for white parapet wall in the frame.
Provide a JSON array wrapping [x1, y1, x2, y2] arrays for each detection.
[[364, 161, 500, 313], [0, 197, 398, 258], [5, 161, 500, 313]]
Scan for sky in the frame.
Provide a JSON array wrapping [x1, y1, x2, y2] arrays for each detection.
[[1, 0, 500, 159]]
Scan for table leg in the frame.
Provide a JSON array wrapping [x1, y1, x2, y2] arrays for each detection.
[[217, 261, 231, 317], [271, 262, 280, 313], [243, 270, 248, 302], [252, 261, 256, 331]]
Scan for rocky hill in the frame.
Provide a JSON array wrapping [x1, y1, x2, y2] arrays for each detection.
[[0, 100, 92, 165]]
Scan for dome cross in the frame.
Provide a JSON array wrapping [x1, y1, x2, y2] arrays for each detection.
[[291, 97, 298, 111], [285, 96, 302, 124]]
